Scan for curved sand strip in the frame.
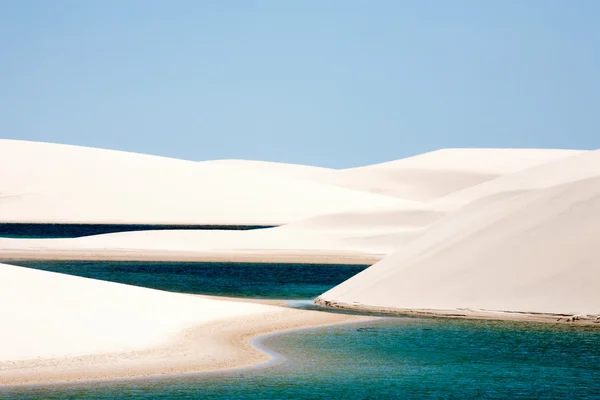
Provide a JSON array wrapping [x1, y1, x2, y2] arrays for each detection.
[[0, 205, 443, 262], [0, 228, 382, 264], [0, 262, 370, 386], [1, 141, 581, 265]]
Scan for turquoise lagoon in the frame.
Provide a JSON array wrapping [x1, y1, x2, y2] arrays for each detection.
[[2, 261, 599, 399], [4, 260, 368, 299], [4, 318, 600, 399]]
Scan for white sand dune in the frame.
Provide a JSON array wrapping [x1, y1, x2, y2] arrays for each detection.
[[317, 151, 600, 319], [4, 140, 598, 387], [0, 262, 271, 361], [282, 207, 443, 234], [0, 262, 367, 385], [0, 227, 382, 264], [0, 139, 412, 226], [434, 148, 596, 209], [0, 142, 584, 263], [311, 149, 584, 201], [274, 207, 444, 254], [200, 159, 332, 179], [2, 140, 597, 322], [0, 204, 440, 263]]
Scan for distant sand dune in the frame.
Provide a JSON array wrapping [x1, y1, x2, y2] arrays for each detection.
[[434, 149, 597, 209], [0, 141, 586, 263], [0, 228, 381, 264], [312, 148, 584, 201], [199, 159, 332, 179], [0, 139, 410, 226]]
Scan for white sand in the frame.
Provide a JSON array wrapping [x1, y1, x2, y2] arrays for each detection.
[[1, 140, 598, 386], [434, 148, 596, 209], [308, 148, 584, 201], [0, 262, 370, 386], [317, 150, 600, 320], [0, 262, 272, 361], [0, 228, 382, 264], [199, 158, 332, 179], [0, 141, 584, 263], [0, 139, 410, 225]]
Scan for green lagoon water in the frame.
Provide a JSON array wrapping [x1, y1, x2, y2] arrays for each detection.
[[2, 261, 599, 399]]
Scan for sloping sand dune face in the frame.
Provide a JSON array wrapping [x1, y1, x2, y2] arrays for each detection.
[[0, 140, 410, 226], [0, 262, 369, 386], [0, 141, 585, 263], [309, 148, 585, 202], [1, 140, 595, 321], [317, 151, 600, 320], [0, 262, 271, 361], [434, 149, 595, 209]]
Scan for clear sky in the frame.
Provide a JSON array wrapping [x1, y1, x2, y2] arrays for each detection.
[[1, 0, 599, 167]]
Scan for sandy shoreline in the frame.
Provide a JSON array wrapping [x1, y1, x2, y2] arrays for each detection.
[[314, 299, 600, 326], [0, 307, 373, 387], [0, 249, 380, 265]]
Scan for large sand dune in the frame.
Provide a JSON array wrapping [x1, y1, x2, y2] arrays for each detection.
[[1, 140, 598, 386], [200, 159, 331, 179], [310, 148, 584, 201], [434, 148, 596, 209], [0, 141, 585, 263], [317, 151, 600, 320], [0, 140, 411, 226]]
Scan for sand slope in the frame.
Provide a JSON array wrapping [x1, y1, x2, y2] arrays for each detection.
[[0, 139, 411, 225], [0, 142, 584, 263], [0, 262, 369, 386], [200, 159, 331, 179], [313, 149, 584, 201], [0, 227, 382, 264], [317, 151, 600, 319], [435, 148, 597, 209], [0, 204, 440, 263], [0, 262, 272, 361]]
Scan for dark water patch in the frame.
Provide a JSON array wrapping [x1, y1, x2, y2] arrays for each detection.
[[0, 223, 275, 239], [5, 318, 600, 399], [3, 260, 367, 299]]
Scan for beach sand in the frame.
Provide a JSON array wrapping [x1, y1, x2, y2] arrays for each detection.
[[318, 151, 600, 322], [1, 307, 368, 387], [0, 262, 371, 387]]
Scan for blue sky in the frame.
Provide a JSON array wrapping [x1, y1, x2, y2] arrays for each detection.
[[1, 0, 599, 167]]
